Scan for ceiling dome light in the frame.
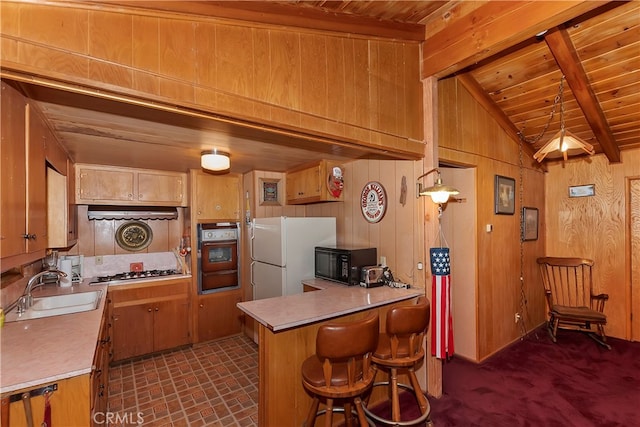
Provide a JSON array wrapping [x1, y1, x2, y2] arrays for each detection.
[[201, 150, 230, 172]]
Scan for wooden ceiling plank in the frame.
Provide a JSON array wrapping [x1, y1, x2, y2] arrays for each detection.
[[544, 28, 621, 163], [456, 73, 539, 162], [421, 1, 607, 78]]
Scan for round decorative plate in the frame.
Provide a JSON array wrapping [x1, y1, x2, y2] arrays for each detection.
[[115, 221, 153, 251], [360, 181, 387, 223]]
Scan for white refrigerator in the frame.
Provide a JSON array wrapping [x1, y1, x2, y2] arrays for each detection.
[[251, 216, 336, 300]]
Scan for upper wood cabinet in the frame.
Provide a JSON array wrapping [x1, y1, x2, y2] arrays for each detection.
[[75, 164, 187, 206], [191, 170, 241, 221], [286, 160, 345, 204], [1, 83, 48, 270]]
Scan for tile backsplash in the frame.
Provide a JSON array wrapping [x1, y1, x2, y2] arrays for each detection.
[[83, 252, 180, 277]]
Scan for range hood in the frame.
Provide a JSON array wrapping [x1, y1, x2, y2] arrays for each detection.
[[87, 205, 178, 220]]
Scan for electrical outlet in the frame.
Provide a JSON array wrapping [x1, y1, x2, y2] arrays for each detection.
[[95, 255, 103, 265], [515, 312, 521, 323]]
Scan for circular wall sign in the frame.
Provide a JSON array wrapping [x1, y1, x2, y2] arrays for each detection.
[[360, 181, 387, 223]]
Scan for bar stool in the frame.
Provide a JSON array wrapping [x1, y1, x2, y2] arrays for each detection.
[[364, 296, 432, 426], [301, 312, 379, 427]]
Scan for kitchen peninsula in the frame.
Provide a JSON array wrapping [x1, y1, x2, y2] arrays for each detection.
[[237, 279, 424, 426]]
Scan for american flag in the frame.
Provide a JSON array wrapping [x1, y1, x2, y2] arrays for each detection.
[[430, 247, 454, 359]]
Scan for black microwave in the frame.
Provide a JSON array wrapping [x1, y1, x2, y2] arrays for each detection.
[[314, 246, 377, 286]]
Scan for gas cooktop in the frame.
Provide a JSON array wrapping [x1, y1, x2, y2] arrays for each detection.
[[91, 269, 184, 285]]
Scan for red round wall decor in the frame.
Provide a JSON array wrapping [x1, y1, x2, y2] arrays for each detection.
[[360, 181, 387, 223]]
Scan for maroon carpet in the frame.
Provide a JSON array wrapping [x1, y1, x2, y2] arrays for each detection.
[[369, 328, 640, 426]]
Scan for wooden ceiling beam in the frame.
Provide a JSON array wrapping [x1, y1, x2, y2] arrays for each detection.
[[421, 1, 607, 79], [544, 28, 621, 163], [84, 0, 425, 41], [456, 73, 542, 169]]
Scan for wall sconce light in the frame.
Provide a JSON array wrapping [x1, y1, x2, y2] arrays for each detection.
[[416, 168, 460, 204], [201, 149, 230, 172]]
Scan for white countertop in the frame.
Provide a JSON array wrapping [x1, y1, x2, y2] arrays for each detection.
[[0, 280, 108, 394], [237, 278, 423, 332]]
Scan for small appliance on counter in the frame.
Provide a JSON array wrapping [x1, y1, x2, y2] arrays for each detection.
[[314, 246, 377, 286], [360, 265, 386, 288], [360, 266, 410, 289], [59, 255, 84, 283]]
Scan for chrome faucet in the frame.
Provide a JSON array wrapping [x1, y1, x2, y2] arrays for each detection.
[[18, 270, 68, 312]]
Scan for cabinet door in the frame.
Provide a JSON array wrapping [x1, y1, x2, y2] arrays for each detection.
[[0, 83, 27, 258], [111, 303, 154, 361], [26, 104, 47, 253], [153, 297, 191, 352], [138, 172, 186, 205], [47, 167, 77, 249], [286, 164, 323, 203], [195, 174, 240, 221], [77, 166, 135, 203], [197, 290, 243, 342]]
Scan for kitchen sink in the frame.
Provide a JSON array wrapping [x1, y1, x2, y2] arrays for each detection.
[[5, 290, 103, 322]]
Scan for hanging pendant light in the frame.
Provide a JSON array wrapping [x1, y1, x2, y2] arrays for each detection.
[[532, 76, 595, 162]]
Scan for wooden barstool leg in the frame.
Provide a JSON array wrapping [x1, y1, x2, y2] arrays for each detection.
[[354, 397, 368, 426], [408, 369, 429, 415], [390, 367, 401, 422], [344, 402, 353, 427], [324, 398, 334, 427], [305, 397, 320, 427]]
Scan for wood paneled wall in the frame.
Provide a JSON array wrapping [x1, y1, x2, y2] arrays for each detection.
[[241, 164, 429, 299], [438, 76, 547, 360], [545, 149, 640, 340], [306, 159, 428, 289], [0, 1, 422, 150]]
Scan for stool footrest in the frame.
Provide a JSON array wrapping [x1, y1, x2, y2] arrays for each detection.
[[363, 382, 433, 427], [306, 406, 375, 427]]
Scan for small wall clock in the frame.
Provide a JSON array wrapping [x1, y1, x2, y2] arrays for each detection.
[[360, 181, 387, 223]]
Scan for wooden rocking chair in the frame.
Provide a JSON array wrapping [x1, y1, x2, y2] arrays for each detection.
[[537, 257, 611, 350]]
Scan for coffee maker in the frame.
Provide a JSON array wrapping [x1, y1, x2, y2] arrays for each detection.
[[42, 250, 60, 284]]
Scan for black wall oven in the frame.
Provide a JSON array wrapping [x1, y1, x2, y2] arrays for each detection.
[[197, 222, 240, 294]]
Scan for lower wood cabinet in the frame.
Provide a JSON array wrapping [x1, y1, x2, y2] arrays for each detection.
[[197, 289, 243, 342], [91, 306, 112, 424], [2, 375, 91, 427], [110, 279, 191, 362]]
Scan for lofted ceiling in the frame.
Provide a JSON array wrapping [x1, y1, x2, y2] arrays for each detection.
[[5, 1, 639, 173]]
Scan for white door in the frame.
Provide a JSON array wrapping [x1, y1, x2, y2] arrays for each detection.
[[252, 217, 285, 266], [251, 261, 286, 300]]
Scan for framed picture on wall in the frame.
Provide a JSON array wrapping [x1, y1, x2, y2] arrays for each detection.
[[259, 178, 282, 206], [494, 175, 515, 215], [522, 207, 539, 241]]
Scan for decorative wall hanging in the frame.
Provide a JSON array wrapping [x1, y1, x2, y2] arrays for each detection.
[[326, 166, 344, 198], [521, 207, 539, 241], [569, 184, 595, 198], [259, 178, 282, 206], [360, 181, 387, 223], [494, 175, 516, 215], [115, 221, 153, 251]]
